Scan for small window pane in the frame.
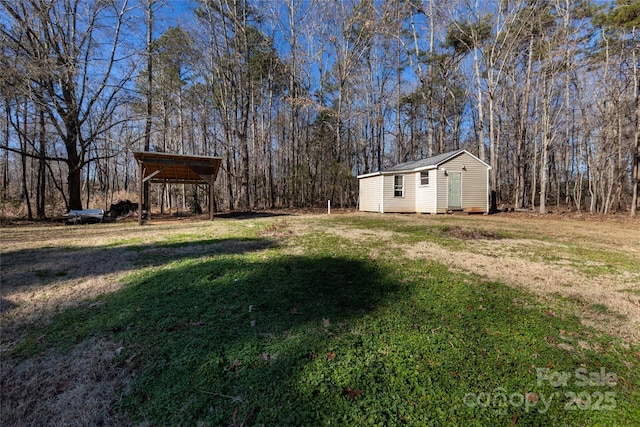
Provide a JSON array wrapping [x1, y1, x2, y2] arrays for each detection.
[[420, 171, 429, 186], [394, 175, 404, 197]]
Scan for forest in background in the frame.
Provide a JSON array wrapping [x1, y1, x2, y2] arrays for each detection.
[[0, 0, 638, 218]]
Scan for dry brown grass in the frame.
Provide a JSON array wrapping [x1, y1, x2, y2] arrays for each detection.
[[405, 239, 640, 342], [0, 219, 248, 426], [1, 219, 265, 349], [322, 212, 640, 343], [0, 337, 131, 427]]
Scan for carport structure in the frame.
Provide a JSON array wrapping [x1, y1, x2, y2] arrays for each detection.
[[134, 152, 222, 225]]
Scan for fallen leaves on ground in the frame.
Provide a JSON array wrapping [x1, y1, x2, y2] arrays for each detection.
[[229, 359, 242, 372], [342, 387, 363, 399], [54, 380, 73, 394]]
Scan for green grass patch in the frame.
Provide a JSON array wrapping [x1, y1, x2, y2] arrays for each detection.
[[10, 220, 640, 426], [566, 246, 640, 276], [161, 232, 203, 244], [332, 215, 639, 277], [591, 303, 609, 314], [508, 242, 639, 277], [105, 237, 145, 247], [328, 215, 503, 249]]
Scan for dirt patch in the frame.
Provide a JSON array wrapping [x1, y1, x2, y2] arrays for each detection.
[[440, 225, 502, 240]]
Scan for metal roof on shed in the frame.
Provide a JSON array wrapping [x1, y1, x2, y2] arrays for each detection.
[[357, 149, 490, 179], [385, 149, 466, 172]]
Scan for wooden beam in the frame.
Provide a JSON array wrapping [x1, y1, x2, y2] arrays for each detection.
[[209, 181, 215, 220], [138, 162, 143, 225], [136, 156, 220, 170], [148, 179, 209, 185], [142, 167, 166, 183]]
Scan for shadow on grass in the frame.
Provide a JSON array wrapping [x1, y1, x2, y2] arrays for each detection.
[[0, 298, 18, 313], [8, 250, 640, 426], [13, 252, 401, 425], [0, 237, 277, 294], [214, 211, 292, 220]]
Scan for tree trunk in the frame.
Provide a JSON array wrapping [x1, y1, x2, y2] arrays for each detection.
[[632, 27, 639, 216], [67, 164, 83, 211], [515, 38, 534, 209], [474, 46, 486, 162], [539, 134, 549, 214], [2, 102, 9, 200], [143, 0, 154, 216], [37, 96, 46, 218], [19, 101, 32, 219]]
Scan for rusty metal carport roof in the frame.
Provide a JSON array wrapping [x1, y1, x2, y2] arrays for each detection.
[[134, 151, 223, 224], [134, 151, 222, 184]]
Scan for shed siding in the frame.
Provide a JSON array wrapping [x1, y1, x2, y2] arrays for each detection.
[[415, 170, 437, 213], [437, 151, 488, 212], [358, 175, 383, 212], [383, 172, 416, 213]]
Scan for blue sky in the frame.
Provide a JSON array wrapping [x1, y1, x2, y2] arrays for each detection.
[[156, 0, 199, 33]]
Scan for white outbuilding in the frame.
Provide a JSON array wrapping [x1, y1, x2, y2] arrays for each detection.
[[357, 149, 492, 214]]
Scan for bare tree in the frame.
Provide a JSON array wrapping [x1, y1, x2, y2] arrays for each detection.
[[1, 0, 134, 210]]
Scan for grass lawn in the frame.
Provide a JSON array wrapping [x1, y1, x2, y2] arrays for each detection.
[[1, 212, 639, 426]]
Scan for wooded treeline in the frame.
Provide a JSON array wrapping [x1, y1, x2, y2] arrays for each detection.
[[1, 0, 638, 217]]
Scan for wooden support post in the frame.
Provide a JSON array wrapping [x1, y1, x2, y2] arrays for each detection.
[[209, 181, 215, 220], [138, 161, 143, 225]]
